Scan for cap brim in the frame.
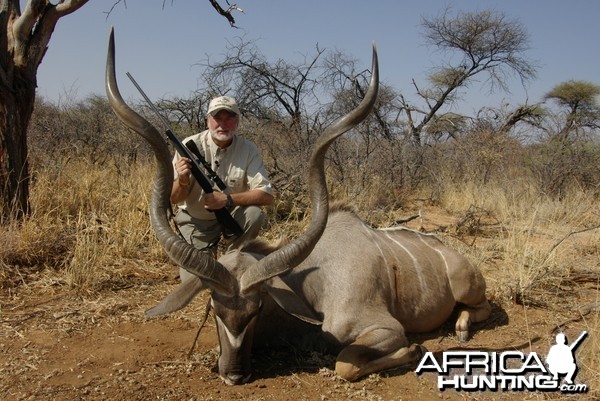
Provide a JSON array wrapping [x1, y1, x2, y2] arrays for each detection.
[[208, 107, 239, 116]]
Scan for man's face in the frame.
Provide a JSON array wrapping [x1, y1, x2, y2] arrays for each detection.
[[208, 110, 238, 145]]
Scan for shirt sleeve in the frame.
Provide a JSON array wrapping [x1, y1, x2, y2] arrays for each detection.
[[246, 145, 273, 195]]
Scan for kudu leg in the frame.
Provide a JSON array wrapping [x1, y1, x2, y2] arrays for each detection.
[[334, 325, 425, 382], [454, 299, 492, 341]]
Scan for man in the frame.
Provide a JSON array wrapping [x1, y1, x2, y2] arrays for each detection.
[[171, 96, 274, 279]]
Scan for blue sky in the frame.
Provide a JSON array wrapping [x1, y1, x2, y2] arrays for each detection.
[[36, 0, 599, 115]]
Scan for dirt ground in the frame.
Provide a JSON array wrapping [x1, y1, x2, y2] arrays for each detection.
[[2, 273, 597, 401], [1, 213, 598, 401]]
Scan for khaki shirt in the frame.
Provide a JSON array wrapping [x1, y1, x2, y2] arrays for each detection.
[[173, 130, 273, 220]]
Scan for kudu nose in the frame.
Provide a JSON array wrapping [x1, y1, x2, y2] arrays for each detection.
[[224, 373, 247, 385]]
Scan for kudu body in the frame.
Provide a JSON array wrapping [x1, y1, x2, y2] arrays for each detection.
[[106, 28, 490, 385]]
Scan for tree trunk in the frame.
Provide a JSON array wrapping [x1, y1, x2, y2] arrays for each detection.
[[0, 0, 90, 223], [0, 69, 36, 223]]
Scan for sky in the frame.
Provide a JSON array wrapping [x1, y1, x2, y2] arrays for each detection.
[[35, 0, 600, 115]]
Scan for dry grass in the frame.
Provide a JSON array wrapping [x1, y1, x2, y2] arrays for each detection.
[[438, 180, 599, 301], [3, 157, 598, 303], [1, 158, 166, 292]]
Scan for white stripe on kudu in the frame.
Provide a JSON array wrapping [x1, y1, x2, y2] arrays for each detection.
[[215, 315, 248, 349], [362, 223, 388, 264], [417, 235, 450, 273], [384, 232, 425, 292]]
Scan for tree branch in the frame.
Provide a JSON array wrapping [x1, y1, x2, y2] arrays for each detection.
[[12, 0, 45, 66], [498, 103, 541, 133], [208, 0, 243, 27], [545, 224, 600, 263], [54, 0, 88, 17]]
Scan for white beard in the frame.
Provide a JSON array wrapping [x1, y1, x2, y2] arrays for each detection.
[[210, 129, 234, 143]]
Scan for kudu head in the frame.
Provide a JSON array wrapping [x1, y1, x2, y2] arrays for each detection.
[[105, 27, 379, 385]]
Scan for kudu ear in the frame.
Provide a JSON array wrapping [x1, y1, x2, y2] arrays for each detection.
[[266, 276, 323, 325], [145, 276, 207, 317]]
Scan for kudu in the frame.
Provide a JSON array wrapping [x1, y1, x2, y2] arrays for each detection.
[[106, 28, 490, 385]]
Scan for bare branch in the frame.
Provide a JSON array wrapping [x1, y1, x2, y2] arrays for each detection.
[[208, 0, 244, 27], [104, 0, 127, 18], [105, 0, 243, 26], [550, 302, 600, 335], [545, 224, 600, 262]]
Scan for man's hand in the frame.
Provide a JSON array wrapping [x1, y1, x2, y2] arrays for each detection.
[[204, 192, 228, 210], [175, 157, 192, 184]]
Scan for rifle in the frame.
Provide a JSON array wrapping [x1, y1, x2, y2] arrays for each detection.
[[126, 72, 243, 238], [184, 140, 227, 191]]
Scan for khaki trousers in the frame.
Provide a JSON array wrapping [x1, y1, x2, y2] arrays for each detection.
[[174, 206, 265, 281]]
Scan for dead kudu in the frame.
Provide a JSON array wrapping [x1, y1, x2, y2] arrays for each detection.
[[106, 29, 490, 385]]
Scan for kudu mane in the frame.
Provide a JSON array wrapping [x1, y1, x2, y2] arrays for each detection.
[[238, 237, 289, 256], [238, 201, 359, 256]]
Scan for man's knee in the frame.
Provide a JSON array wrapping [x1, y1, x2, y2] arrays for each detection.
[[227, 206, 266, 251], [243, 205, 265, 231], [231, 205, 265, 234]]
